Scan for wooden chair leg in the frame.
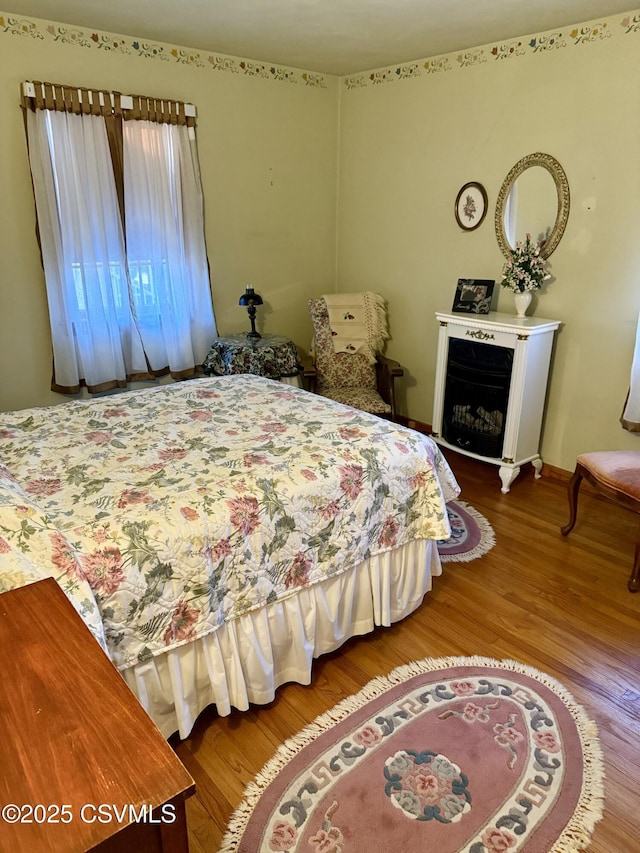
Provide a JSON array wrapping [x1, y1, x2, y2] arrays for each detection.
[[630, 523, 640, 592], [561, 466, 583, 536]]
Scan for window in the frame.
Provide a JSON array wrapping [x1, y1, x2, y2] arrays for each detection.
[[24, 82, 217, 394]]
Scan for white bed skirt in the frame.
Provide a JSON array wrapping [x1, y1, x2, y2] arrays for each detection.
[[122, 539, 442, 739]]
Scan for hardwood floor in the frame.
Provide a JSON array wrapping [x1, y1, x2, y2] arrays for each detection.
[[172, 450, 640, 852]]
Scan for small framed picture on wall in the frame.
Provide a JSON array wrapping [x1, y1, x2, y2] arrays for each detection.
[[451, 279, 495, 314], [454, 181, 488, 231]]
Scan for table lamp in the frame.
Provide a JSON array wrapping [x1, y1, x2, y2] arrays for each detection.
[[238, 286, 263, 340]]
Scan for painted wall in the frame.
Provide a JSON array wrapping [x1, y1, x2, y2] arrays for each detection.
[[2, 9, 640, 474], [337, 12, 640, 471], [0, 13, 339, 411]]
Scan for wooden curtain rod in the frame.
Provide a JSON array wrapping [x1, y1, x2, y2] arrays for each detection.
[[22, 81, 196, 117]]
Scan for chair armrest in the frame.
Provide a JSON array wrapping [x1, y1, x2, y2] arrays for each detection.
[[299, 355, 317, 393], [375, 355, 403, 421], [377, 354, 404, 377]]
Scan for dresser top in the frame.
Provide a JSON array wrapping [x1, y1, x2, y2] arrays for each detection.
[[0, 578, 194, 850]]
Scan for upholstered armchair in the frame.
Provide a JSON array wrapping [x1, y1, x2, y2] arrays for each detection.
[[302, 295, 403, 421]]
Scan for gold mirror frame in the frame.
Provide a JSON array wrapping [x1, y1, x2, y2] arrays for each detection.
[[495, 152, 570, 260]]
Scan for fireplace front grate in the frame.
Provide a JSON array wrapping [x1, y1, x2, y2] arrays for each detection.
[[441, 339, 513, 458]]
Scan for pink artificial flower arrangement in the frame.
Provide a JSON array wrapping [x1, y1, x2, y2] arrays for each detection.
[[500, 233, 550, 293]]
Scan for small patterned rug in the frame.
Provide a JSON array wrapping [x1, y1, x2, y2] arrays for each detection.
[[221, 657, 604, 853], [438, 500, 495, 563]]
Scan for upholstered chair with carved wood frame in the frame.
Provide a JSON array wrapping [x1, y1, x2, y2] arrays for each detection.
[[302, 297, 403, 421], [561, 450, 640, 593]]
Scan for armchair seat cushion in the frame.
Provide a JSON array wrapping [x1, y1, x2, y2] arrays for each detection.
[[318, 386, 391, 414]]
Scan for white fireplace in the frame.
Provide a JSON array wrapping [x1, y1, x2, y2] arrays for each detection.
[[431, 311, 561, 493]]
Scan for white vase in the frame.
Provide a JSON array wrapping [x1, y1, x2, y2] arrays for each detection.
[[513, 291, 532, 318]]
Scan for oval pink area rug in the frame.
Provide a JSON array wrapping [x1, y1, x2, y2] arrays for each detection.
[[221, 658, 603, 853], [437, 500, 495, 563]]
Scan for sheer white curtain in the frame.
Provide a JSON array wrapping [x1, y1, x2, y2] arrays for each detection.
[[123, 120, 215, 373], [621, 311, 640, 431], [504, 181, 518, 248], [25, 85, 216, 393], [27, 108, 148, 390]]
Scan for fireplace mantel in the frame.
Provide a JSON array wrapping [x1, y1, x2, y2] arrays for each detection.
[[431, 311, 561, 493]]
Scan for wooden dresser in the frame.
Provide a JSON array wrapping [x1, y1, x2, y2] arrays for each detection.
[[0, 578, 195, 852]]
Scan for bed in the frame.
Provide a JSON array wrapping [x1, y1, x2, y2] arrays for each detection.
[[0, 375, 459, 738]]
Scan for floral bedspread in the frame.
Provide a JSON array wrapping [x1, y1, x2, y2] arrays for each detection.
[[0, 462, 108, 652], [0, 376, 459, 671]]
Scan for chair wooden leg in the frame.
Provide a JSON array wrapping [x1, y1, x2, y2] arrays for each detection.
[[630, 524, 640, 592], [561, 467, 583, 536]]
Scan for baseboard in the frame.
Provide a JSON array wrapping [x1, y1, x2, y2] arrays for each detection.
[[397, 415, 432, 434], [540, 463, 572, 483], [397, 416, 576, 484]]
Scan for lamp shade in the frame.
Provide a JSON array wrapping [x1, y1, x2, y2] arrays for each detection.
[[239, 286, 263, 307]]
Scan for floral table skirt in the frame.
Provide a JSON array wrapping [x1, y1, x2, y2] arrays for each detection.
[[203, 334, 302, 381]]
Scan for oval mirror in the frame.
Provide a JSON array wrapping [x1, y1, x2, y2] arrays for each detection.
[[495, 152, 570, 260]]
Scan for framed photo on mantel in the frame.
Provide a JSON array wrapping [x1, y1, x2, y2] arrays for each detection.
[[451, 278, 495, 315]]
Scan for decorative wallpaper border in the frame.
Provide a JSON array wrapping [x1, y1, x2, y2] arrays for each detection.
[[0, 12, 328, 88], [1, 8, 639, 91], [343, 10, 640, 89]]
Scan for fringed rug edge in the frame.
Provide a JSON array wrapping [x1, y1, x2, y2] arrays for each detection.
[[219, 656, 604, 853], [439, 500, 496, 563]]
